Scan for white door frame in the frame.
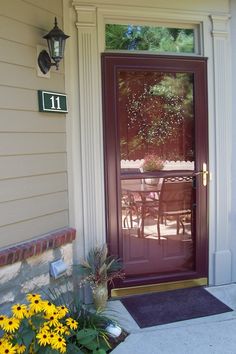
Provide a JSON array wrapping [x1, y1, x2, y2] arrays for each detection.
[[64, 0, 232, 285]]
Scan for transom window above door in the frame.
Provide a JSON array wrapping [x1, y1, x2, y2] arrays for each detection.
[[105, 24, 199, 54]]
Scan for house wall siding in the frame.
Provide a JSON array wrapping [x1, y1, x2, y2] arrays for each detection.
[[0, 0, 69, 248]]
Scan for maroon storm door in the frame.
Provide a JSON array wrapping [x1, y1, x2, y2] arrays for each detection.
[[102, 53, 208, 288]]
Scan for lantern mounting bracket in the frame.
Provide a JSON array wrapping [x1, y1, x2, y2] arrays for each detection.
[[38, 50, 57, 75]]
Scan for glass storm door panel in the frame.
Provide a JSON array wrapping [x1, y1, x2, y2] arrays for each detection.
[[102, 54, 208, 288]]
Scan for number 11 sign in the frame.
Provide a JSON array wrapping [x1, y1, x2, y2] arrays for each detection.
[[38, 90, 68, 113]]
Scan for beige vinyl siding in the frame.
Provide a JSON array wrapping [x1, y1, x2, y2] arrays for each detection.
[[0, 110, 65, 132], [0, 0, 69, 248], [0, 212, 69, 250], [0, 173, 67, 203], [0, 154, 67, 179], [0, 62, 65, 90]]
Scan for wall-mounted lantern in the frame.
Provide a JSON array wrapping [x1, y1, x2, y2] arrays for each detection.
[[38, 17, 70, 75]]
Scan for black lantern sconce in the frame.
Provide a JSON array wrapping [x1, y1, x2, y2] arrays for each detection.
[[38, 18, 70, 75]]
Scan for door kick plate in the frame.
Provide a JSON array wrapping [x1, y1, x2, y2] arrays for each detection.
[[111, 278, 208, 298]]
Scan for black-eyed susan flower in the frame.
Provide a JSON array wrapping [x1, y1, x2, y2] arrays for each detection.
[[56, 306, 68, 319], [23, 308, 32, 319], [29, 344, 35, 354], [44, 314, 60, 328], [41, 301, 56, 315], [50, 335, 66, 353], [36, 331, 51, 346], [54, 324, 67, 335], [0, 338, 8, 350], [0, 315, 6, 328], [3, 317, 20, 333], [1, 341, 16, 354], [14, 343, 26, 354], [28, 299, 43, 313], [40, 324, 50, 333], [63, 326, 71, 336], [2, 334, 13, 342], [26, 293, 41, 302], [11, 304, 27, 319], [65, 317, 78, 330], [49, 331, 56, 341]]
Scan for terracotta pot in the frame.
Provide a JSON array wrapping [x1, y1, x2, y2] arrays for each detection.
[[93, 283, 108, 310]]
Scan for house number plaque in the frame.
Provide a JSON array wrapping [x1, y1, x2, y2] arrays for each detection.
[[38, 90, 68, 113]]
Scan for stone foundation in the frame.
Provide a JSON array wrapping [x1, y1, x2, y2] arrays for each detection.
[[0, 228, 76, 313]]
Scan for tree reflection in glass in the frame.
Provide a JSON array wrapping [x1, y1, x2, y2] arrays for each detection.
[[118, 71, 194, 162]]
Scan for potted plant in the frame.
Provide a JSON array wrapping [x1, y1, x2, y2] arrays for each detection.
[[78, 244, 124, 310], [142, 154, 164, 185]]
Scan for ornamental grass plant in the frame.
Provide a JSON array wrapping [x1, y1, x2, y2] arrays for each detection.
[[78, 244, 124, 290]]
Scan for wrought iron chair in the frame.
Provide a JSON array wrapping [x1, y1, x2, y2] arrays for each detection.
[[156, 176, 193, 240]]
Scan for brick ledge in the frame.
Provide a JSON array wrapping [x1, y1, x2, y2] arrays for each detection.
[[0, 228, 76, 267]]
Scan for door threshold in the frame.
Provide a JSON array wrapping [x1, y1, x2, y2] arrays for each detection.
[[111, 278, 208, 298]]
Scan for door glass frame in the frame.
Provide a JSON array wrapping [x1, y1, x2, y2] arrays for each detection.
[[102, 53, 208, 288]]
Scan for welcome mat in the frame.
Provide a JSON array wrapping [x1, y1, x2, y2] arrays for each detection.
[[121, 287, 233, 328]]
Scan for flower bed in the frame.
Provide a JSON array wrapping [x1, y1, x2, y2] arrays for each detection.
[[0, 292, 125, 354]]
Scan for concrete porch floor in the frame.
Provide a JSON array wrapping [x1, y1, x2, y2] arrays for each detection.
[[107, 284, 236, 353]]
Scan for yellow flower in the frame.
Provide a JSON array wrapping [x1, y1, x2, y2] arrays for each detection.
[[50, 335, 66, 353], [0, 342, 16, 354], [0, 315, 6, 328], [28, 344, 35, 354], [14, 344, 26, 354], [65, 317, 78, 330], [54, 324, 67, 335], [64, 326, 71, 336], [41, 301, 56, 315], [40, 324, 50, 333], [26, 294, 41, 302], [44, 314, 60, 327], [3, 317, 20, 333], [28, 299, 43, 313], [56, 306, 68, 319], [0, 338, 8, 350], [36, 331, 51, 346], [48, 331, 56, 341], [11, 304, 28, 319], [23, 309, 32, 319], [2, 334, 13, 342]]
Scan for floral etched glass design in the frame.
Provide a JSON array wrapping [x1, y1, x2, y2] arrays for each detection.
[[118, 70, 194, 162]]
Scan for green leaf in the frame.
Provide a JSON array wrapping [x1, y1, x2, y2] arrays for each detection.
[[66, 343, 84, 354], [92, 349, 107, 354], [76, 328, 98, 341], [31, 315, 45, 329], [22, 330, 35, 347], [83, 339, 98, 350]]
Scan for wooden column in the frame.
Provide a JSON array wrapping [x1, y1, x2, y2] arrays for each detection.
[[211, 14, 232, 284], [73, 5, 105, 252]]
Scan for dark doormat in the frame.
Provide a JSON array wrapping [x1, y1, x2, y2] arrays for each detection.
[[121, 287, 233, 328]]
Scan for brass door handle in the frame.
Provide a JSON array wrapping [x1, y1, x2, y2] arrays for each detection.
[[195, 163, 209, 186]]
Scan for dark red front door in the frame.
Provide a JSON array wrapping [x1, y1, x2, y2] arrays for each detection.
[[102, 53, 208, 289]]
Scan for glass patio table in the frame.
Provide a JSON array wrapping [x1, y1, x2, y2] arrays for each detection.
[[121, 180, 161, 237]]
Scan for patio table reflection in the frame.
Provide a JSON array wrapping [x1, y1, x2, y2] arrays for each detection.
[[121, 180, 161, 237]]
